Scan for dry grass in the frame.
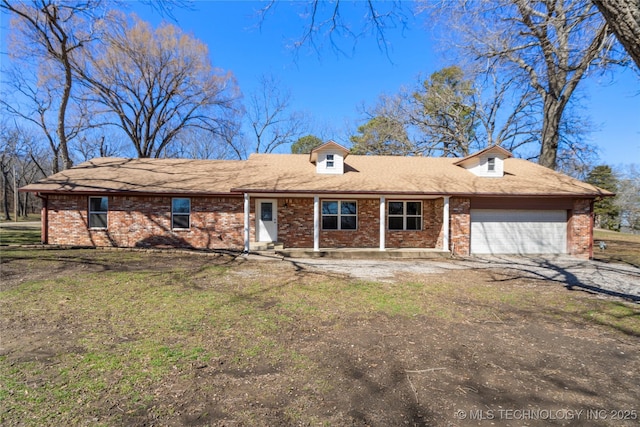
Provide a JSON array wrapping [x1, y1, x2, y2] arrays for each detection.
[[1, 248, 639, 426]]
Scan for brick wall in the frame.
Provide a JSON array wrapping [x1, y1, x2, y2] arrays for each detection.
[[46, 194, 247, 249], [277, 198, 314, 248], [450, 197, 470, 256], [275, 197, 445, 249], [567, 198, 593, 259], [386, 199, 443, 248], [320, 198, 379, 248]]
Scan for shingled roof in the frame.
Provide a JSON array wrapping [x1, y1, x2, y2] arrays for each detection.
[[21, 153, 612, 197]]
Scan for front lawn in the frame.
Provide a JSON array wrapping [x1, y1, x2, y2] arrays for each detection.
[[1, 248, 638, 426]]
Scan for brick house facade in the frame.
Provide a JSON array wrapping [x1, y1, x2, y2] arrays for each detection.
[[24, 143, 608, 259]]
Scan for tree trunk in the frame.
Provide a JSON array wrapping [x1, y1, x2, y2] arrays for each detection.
[[538, 95, 562, 170], [58, 44, 74, 170], [592, 0, 640, 69], [1, 167, 10, 221]]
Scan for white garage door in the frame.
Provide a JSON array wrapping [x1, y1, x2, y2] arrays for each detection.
[[470, 209, 567, 255]]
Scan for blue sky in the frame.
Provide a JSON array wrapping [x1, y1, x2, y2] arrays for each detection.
[[2, 1, 639, 167], [130, 1, 639, 166]]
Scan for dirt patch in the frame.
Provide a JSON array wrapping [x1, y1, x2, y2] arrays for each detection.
[[1, 248, 639, 426]]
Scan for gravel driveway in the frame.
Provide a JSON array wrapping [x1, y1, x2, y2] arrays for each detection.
[[287, 255, 640, 302]]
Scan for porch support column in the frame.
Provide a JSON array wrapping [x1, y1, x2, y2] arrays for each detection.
[[442, 196, 450, 252], [243, 193, 250, 253], [379, 196, 386, 251], [313, 195, 320, 251]]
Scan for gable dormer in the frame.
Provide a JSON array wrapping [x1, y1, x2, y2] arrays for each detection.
[[309, 140, 350, 175], [453, 145, 512, 177]]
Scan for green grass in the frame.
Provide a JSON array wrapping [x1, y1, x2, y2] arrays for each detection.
[[594, 229, 640, 267], [0, 227, 41, 245]]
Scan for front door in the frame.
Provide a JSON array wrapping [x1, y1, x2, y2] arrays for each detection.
[[257, 199, 277, 242]]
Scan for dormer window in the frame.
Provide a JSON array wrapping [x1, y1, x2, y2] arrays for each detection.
[[487, 157, 496, 172], [326, 154, 335, 168], [309, 140, 350, 175], [453, 145, 512, 178]]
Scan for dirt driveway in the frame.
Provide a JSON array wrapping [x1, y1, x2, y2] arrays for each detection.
[[279, 255, 640, 302]]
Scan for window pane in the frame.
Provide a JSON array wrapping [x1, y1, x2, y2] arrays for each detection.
[[341, 216, 356, 230], [388, 202, 404, 215], [322, 216, 338, 230], [173, 214, 190, 229], [172, 198, 190, 214], [89, 213, 107, 228], [260, 202, 273, 221], [389, 217, 403, 230], [406, 202, 421, 216], [322, 201, 338, 215], [406, 217, 421, 230], [90, 197, 108, 212], [341, 201, 357, 215]]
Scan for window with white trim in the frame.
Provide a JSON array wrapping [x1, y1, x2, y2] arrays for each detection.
[[172, 198, 191, 229], [388, 201, 422, 230], [322, 200, 357, 230], [487, 157, 496, 172], [88, 196, 108, 229], [326, 154, 335, 168]]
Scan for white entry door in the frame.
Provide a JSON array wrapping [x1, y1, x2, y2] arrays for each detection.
[[257, 199, 278, 242], [471, 209, 567, 255]]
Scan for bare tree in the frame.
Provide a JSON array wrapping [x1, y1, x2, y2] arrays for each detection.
[[1, 0, 108, 171], [246, 74, 307, 154], [0, 65, 89, 174], [257, 1, 409, 58], [77, 14, 242, 159], [427, 0, 625, 169], [616, 164, 640, 232], [592, 0, 640, 70], [360, 66, 541, 158], [0, 123, 46, 219]]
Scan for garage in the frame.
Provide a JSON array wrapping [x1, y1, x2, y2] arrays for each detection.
[[470, 209, 567, 255]]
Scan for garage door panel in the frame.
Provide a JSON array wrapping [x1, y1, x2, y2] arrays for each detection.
[[471, 209, 567, 255]]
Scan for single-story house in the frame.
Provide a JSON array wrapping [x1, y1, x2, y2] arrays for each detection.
[[21, 142, 612, 258]]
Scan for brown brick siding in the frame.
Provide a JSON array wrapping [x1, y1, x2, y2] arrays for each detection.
[[320, 198, 379, 248], [386, 199, 443, 249], [450, 197, 471, 256], [47, 195, 247, 249], [275, 197, 445, 249], [44, 194, 595, 257], [277, 198, 314, 248], [568, 198, 593, 259]]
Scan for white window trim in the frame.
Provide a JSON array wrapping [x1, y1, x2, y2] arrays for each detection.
[[321, 200, 357, 230], [172, 197, 191, 230], [326, 153, 335, 168], [487, 157, 496, 172], [88, 196, 108, 229], [388, 201, 422, 231]]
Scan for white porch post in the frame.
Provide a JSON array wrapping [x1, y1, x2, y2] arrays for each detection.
[[442, 196, 450, 252], [379, 196, 386, 251], [313, 195, 320, 251], [243, 193, 250, 253]]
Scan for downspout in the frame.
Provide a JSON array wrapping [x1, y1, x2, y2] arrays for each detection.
[[36, 193, 48, 244]]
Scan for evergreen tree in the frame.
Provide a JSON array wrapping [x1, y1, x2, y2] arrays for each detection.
[[586, 165, 620, 230]]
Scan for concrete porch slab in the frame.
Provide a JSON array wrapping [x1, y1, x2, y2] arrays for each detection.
[[273, 248, 451, 260]]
